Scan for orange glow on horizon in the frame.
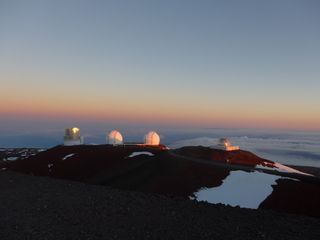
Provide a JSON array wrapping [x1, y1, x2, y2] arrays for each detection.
[[1, 83, 319, 131], [2, 106, 319, 131]]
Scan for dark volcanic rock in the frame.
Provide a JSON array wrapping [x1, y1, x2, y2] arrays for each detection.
[[3, 145, 320, 218], [0, 171, 319, 240], [4, 145, 231, 198], [260, 178, 320, 218]]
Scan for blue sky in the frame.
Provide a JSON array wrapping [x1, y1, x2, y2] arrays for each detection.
[[0, 0, 320, 134]]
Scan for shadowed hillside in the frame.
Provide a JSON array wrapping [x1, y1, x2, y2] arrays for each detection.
[[2, 145, 320, 218]]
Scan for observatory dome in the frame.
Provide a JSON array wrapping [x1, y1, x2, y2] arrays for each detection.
[[219, 138, 232, 147], [144, 131, 160, 146], [64, 127, 84, 146], [212, 138, 239, 151], [108, 130, 123, 145]]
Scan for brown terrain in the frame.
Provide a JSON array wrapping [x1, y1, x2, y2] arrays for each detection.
[[174, 146, 274, 166], [1, 171, 320, 240], [1, 145, 320, 239]]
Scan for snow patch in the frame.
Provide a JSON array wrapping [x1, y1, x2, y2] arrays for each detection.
[[273, 162, 312, 176], [192, 170, 280, 209], [5, 157, 18, 161], [128, 152, 154, 158], [256, 162, 313, 176], [62, 153, 76, 161]]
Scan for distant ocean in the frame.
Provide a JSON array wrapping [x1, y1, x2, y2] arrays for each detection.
[[0, 128, 319, 168]]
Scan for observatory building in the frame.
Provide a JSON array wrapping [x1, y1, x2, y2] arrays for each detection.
[[212, 138, 240, 151], [63, 127, 84, 146], [107, 130, 123, 145], [144, 131, 160, 146]]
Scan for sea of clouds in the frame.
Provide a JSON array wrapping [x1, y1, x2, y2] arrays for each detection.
[[167, 129, 320, 167]]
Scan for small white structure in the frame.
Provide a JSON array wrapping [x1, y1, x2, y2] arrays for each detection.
[[144, 131, 160, 146], [63, 127, 84, 146], [212, 138, 239, 151], [107, 130, 123, 145]]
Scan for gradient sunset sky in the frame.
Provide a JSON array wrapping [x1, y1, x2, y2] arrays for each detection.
[[1, 0, 320, 131]]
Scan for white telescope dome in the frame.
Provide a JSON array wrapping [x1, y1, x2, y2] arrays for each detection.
[[108, 130, 123, 145], [212, 138, 239, 151], [219, 138, 232, 147], [144, 131, 160, 145], [64, 127, 84, 146]]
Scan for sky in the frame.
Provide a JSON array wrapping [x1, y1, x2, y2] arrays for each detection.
[[1, 0, 320, 134]]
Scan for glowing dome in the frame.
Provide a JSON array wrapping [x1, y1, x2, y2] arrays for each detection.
[[64, 127, 84, 146], [213, 138, 239, 151], [219, 138, 232, 147], [144, 131, 160, 145], [107, 130, 123, 145]]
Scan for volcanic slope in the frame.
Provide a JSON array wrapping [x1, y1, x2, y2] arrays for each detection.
[[2, 145, 320, 218], [4, 145, 230, 197], [1, 171, 320, 240]]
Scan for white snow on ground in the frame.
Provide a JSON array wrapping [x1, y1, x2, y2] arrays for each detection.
[[5, 157, 18, 161], [256, 162, 313, 176], [128, 152, 154, 158], [62, 153, 76, 161], [273, 162, 312, 176], [192, 170, 280, 209]]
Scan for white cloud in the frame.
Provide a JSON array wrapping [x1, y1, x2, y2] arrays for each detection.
[[170, 135, 320, 167]]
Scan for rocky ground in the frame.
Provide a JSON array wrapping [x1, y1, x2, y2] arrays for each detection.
[[1, 171, 320, 240], [0, 148, 46, 162], [2, 145, 320, 218]]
